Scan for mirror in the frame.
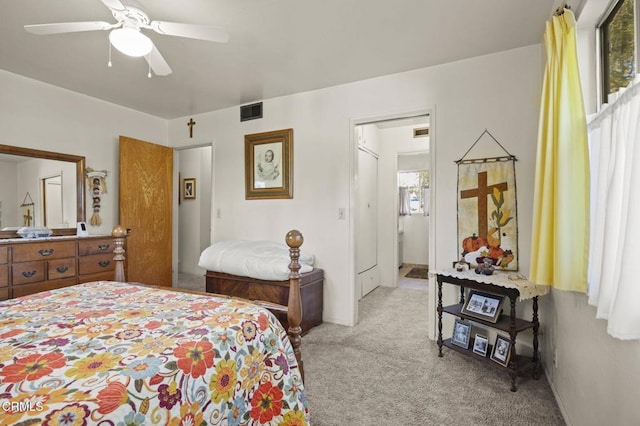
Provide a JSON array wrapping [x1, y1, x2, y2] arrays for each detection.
[[0, 144, 85, 238]]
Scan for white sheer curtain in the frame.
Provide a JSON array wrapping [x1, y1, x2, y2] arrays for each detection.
[[399, 187, 411, 216], [587, 75, 640, 340]]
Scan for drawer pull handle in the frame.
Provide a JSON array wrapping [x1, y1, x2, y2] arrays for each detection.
[[98, 261, 111, 268], [22, 270, 37, 278], [98, 244, 110, 251], [38, 249, 55, 256], [56, 266, 69, 273]]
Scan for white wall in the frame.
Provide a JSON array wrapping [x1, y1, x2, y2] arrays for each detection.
[[0, 70, 168, 236], [178, 146, 212, 275], [168, 44, 543, 327]]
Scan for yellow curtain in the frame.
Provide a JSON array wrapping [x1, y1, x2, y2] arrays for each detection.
[[529, 9, 589, 291]]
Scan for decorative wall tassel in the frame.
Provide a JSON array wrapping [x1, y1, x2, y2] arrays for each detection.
[[86, 168, 108, 227]]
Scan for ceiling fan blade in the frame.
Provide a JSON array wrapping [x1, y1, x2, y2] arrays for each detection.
[[149, 21, 229, 43], [24, 21, 113, 35], [145, 44, 172, 76], [100, 0, 128, 12]]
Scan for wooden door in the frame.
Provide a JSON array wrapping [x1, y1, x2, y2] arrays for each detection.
[[119, 136, 173, 287]]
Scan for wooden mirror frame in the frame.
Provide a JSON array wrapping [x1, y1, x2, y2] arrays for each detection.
[[0, 144, 85, 238]]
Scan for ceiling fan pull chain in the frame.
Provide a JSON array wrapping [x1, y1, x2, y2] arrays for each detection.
[[107, 40, 112, 67], [148, 63, 152, 79]]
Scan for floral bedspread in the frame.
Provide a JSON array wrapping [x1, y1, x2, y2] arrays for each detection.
[[0, 281, 308, 425]]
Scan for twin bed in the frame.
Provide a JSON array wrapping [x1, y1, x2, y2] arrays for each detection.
[[0, 229, 312, 425]]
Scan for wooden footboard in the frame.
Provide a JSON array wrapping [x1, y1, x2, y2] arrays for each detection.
[[205, 269, 323, 335], [110, 226, 309, 382]]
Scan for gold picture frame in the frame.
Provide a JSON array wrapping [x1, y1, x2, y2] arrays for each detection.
[[245, 128, 293, 200], [183, 178, 196, 200]]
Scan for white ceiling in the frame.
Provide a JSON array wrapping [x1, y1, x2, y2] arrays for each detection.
[[1, 0, 561, 119]]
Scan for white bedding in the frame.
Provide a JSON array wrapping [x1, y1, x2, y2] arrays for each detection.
[[198, 240, 314, 281]]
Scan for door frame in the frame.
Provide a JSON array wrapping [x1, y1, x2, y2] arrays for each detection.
[[171, 141, 215, 287], [349, 106, 436, 329]]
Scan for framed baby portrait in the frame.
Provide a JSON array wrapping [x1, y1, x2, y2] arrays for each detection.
[[245, 128, 293, 200]]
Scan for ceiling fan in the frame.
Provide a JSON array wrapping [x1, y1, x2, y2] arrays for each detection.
[[24, 0, 229, 76]]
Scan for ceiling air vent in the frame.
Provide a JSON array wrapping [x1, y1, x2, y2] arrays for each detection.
[[240, 102, 263, 122], [413, 127, 429, 138]]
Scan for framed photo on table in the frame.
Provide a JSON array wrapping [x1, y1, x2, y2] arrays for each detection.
[[245, 128, 293, 200], [490, 335, 511, 367], [461, 290, 504, 323], [472, 334, 489, 357], [451, 319, 471, 349]]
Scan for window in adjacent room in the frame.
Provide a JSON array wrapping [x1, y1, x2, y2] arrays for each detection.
[[398, 171, 429, 214], [599, 0, 638, 103]]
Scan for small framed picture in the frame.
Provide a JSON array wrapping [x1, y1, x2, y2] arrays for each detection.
[[472, 334, 489, 357], [490, 335, 511, 367], [461, 290, 504, 323], [451, 319, 471, 349], [183, 178, 196, 200]]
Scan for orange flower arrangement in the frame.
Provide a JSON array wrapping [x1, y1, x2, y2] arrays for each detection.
[[96, 381, 129, 414], [173, 340, 214, 378], [0, 352, 66, 383], [250, 382, 284, 424]]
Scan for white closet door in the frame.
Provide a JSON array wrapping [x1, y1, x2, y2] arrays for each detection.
[[356, 148, 378, 273]]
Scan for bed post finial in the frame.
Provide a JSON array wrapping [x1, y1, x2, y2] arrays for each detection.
[[112, 225, 127, 282], [285, 229, 304, 381]]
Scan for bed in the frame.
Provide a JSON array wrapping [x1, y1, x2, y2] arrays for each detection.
[[0, 228, 308, 425], [199, 239, 323, 335]]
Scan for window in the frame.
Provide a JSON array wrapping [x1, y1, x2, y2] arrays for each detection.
[[599, 0, 638, 102], [398, 171, 429, 213]]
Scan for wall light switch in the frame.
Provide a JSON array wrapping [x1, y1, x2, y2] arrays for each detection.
[[338, 208, 346, 220]]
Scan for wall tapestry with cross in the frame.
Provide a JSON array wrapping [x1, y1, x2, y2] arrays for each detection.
[[457, 132, 518, 271]]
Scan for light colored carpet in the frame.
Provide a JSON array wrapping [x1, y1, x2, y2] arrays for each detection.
[[303, 286, 565, 426], [176, 274, 564, 425]]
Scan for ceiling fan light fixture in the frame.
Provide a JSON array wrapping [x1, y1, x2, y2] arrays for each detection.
[[109, 27, 152, 57]]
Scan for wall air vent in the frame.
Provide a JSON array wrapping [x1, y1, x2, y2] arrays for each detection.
[[240, 102, 263, 122], [413, 127, 429, 138]]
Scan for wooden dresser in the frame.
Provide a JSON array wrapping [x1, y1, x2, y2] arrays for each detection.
[[0, 235, 119, 301]]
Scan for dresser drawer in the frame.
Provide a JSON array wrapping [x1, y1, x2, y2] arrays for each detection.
[[12, 261, 46, 285], [48, 258, 77, 280], [78, 238, 113, 256], [0, 246, 7, 264], [0, 265, 7, 287], [79, 253, 115, 275], [0, 287, 8, 301], [12, 241, 76, 263], [12, 278, 77, 299]]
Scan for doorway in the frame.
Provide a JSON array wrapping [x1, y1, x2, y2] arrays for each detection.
[[353, 112, 431, 321], [42, 174, 63, 228], [175, 145, 213, 291], [397, 155, 430, 290]]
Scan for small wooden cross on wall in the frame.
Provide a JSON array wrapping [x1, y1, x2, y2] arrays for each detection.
[[187, 118, 196, 139]]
